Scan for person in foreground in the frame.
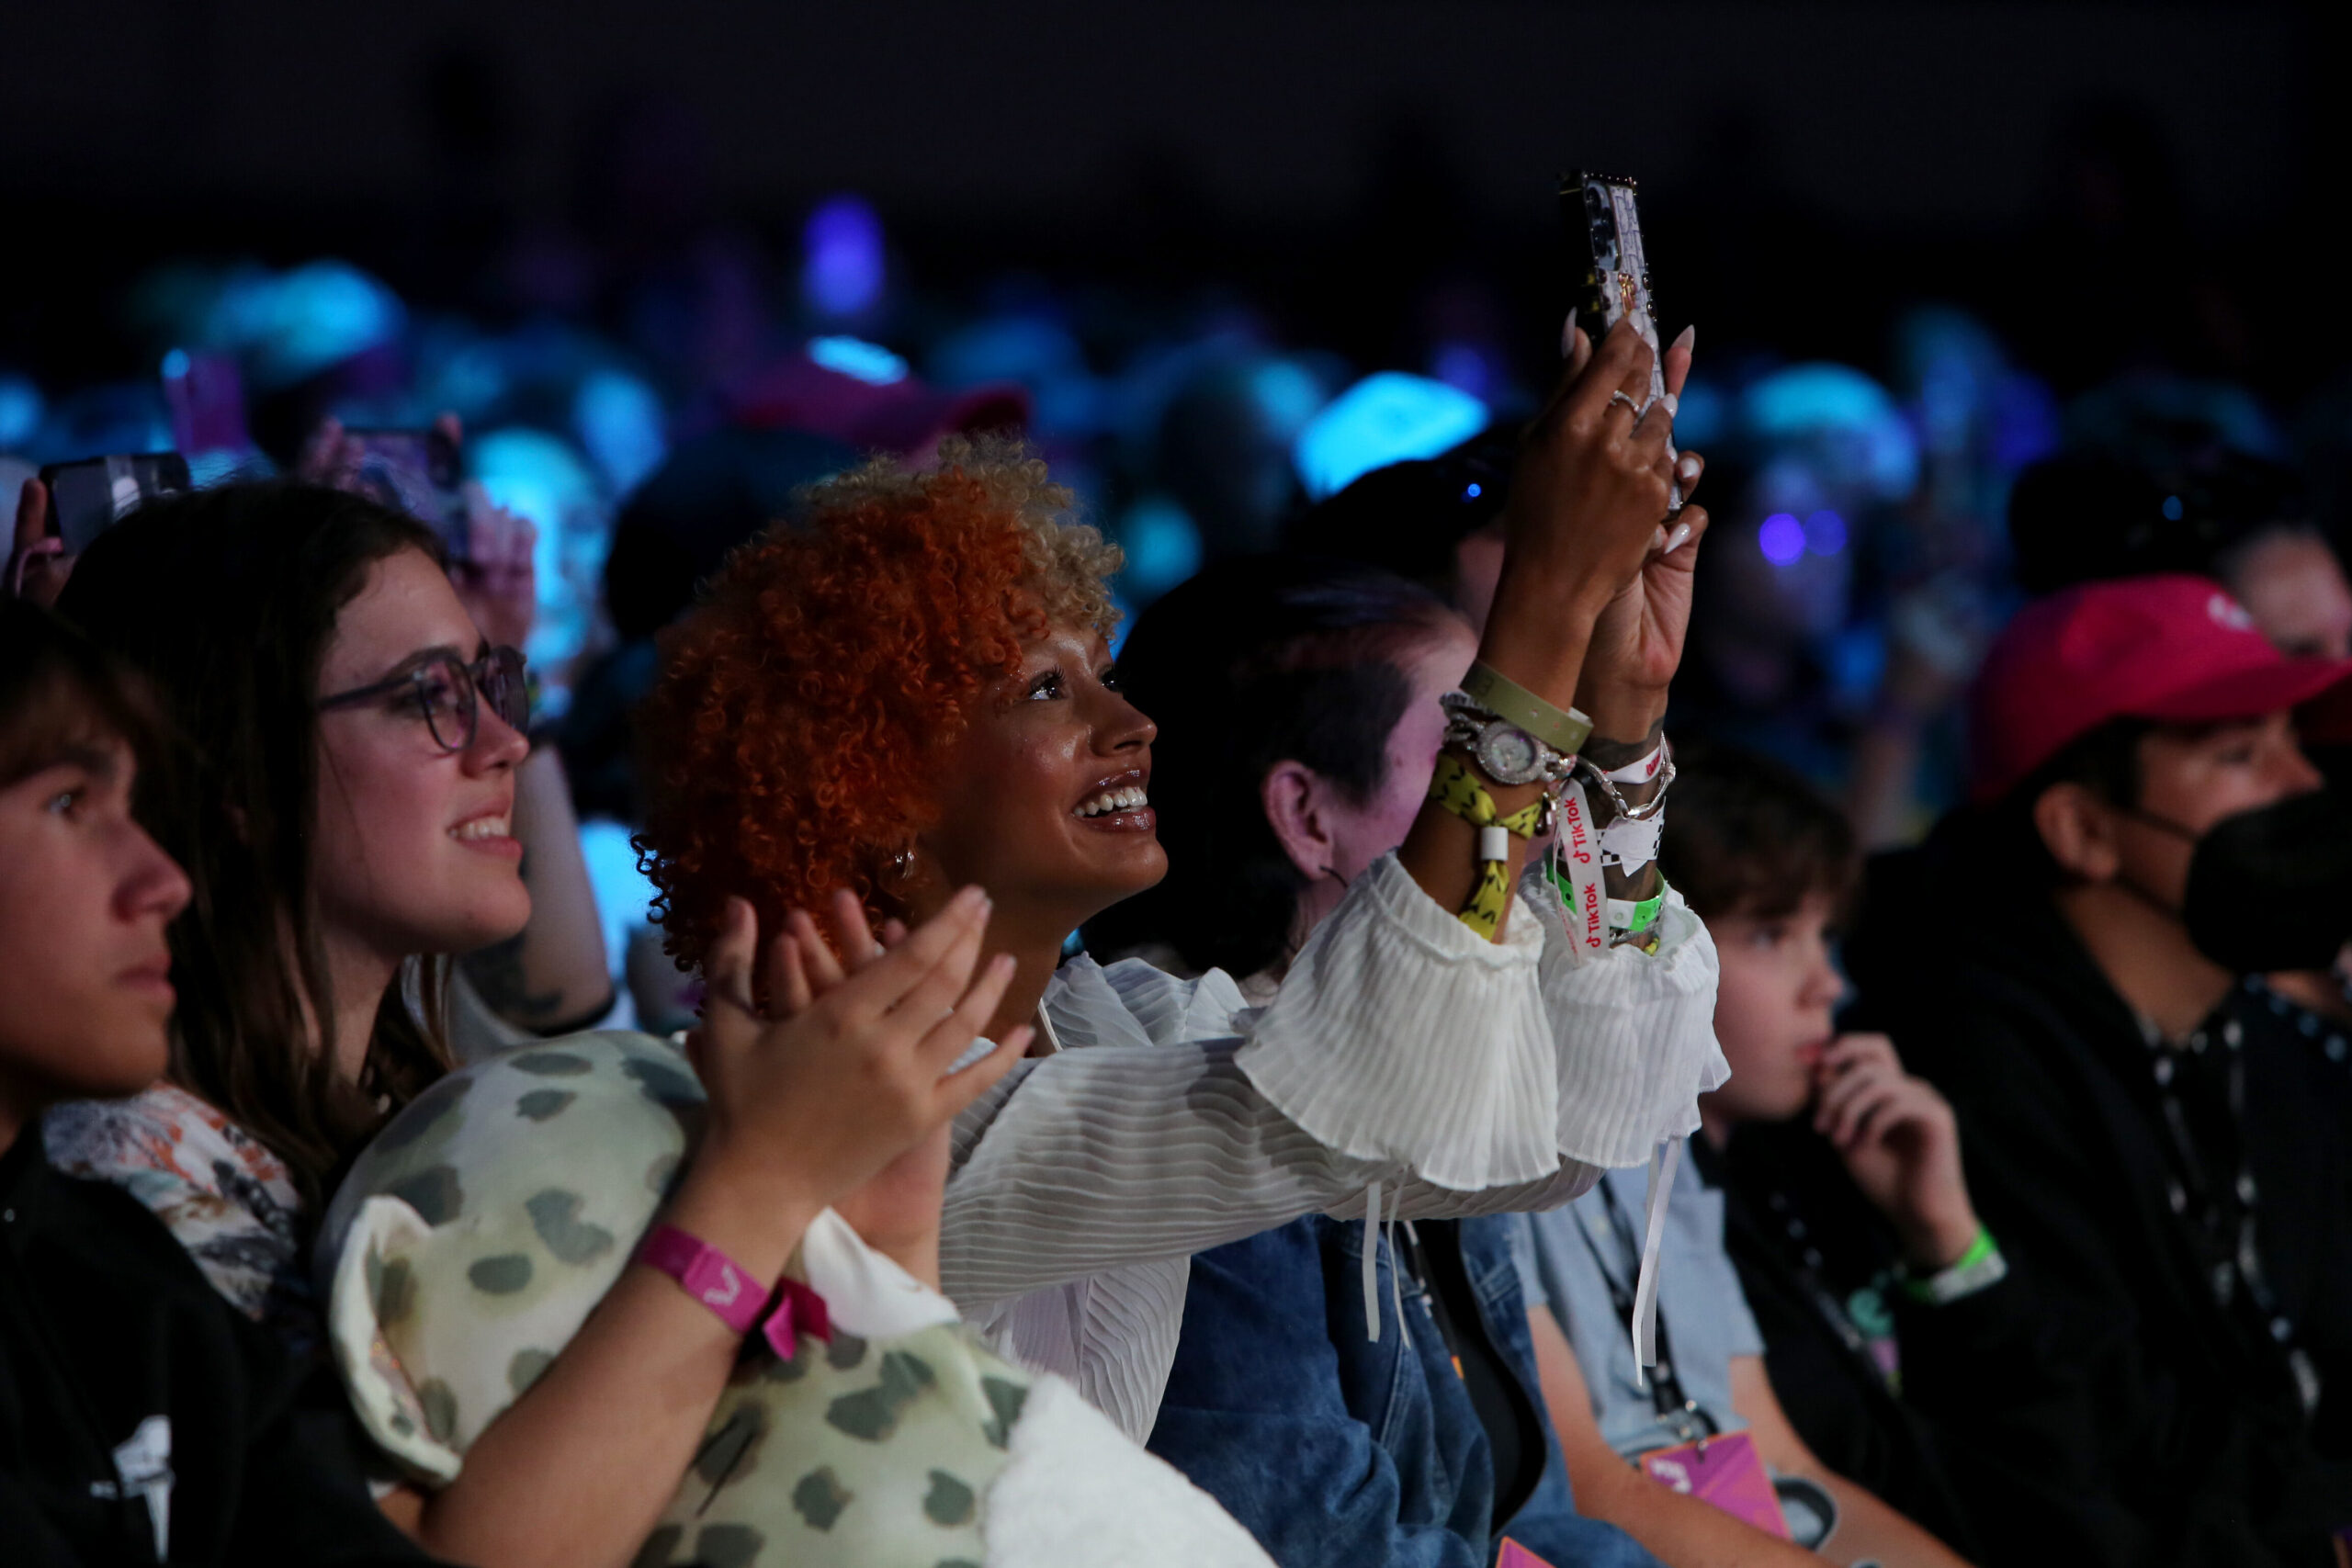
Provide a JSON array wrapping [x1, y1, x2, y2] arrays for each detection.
[[627, 317, 1727, 1450], [1089, 555, 1661, 1567], [0, 598, 433, 1566], [49, 482, 1035, 1568], [1846, 573, 2352, 1566]]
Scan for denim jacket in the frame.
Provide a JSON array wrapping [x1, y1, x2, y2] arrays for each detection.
[[1148, 1212, 1662, 1568]]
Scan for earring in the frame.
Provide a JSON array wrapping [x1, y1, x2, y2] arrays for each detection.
[[885, 846, 917, 886]]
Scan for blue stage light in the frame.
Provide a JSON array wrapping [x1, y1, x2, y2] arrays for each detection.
[[2163, 494, 2185, 521], [808, 335, 910, 386], [1803, 510, 1847, 556], [0, 373, 43, 451], [1115, 494, 1204, 604], [573, 370, 668, 498], [1294, 372, 1487, 502]]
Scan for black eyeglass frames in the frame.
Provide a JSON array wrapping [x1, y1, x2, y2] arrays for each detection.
[[318, 646, 529, 754]]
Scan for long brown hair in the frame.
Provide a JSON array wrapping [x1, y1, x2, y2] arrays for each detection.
[[59, 481, 454, 1209]]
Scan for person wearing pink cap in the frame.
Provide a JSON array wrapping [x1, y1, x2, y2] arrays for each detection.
[[1843, 573, 2352, 1567]]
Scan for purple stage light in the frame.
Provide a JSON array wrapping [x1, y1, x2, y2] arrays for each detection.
[[801, 196, 886, 320], [1803, 510, 1847, 556], [1758, 512, 1806, 566]]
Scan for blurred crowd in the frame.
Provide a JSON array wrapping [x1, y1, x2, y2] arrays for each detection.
[[7, 83, 2352, 1568]]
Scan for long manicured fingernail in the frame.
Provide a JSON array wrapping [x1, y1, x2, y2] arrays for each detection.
[[955, 885, 988, 912], [1671, 324, 1695, 354], [1661, 391, 1679, 417], [1666, 522, 1694, 554], [1561, 310, 1578, 358], [1677, 455, 1701, 482]]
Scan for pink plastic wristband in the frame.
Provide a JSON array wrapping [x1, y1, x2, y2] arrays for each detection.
[[638, 1222, 766, 1336]]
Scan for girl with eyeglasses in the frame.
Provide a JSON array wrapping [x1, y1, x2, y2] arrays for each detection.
[[49, 480, 1023, 1566]]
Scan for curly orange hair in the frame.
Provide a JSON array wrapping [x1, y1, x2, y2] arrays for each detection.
[[635, 439, 1123, 970]]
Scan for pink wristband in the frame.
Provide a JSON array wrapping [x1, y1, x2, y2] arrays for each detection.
[[637, 1223, 832, 1359], [638, 1222, 766, 1336]]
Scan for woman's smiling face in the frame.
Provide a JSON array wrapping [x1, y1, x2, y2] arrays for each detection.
[[310, 547, 533, 971], [918, 621, 1166, 932]]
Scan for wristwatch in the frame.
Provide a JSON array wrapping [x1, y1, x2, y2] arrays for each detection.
[[1442, 694, 1573, 787]]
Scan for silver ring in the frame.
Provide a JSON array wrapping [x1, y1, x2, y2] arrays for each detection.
[[1608, 389, 1640, 415]]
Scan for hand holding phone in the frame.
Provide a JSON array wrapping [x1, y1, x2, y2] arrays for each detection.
[[1565, 172, 1682, 516], [38, 453, 194, 556]]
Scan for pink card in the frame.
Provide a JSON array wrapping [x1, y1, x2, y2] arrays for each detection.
[[1495, 1540, 1557, 1568], [1637, 1430, 1792, 1538]]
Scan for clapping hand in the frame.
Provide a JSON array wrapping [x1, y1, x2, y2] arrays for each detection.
[[684, 886, 1029, 1280]]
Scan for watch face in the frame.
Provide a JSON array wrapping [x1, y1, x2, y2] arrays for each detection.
[[1475, 722, 1544, 785]]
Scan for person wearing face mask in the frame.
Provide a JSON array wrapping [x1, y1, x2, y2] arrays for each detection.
[[2007, 450, 2352, 1023], [1844, 573, 2352, 1567]]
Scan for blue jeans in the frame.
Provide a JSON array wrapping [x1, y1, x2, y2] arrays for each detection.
[[1148, 1213, 1660, 1568]]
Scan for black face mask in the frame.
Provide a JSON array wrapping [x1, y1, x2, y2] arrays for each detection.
[[2147, 789, 2352, 974]]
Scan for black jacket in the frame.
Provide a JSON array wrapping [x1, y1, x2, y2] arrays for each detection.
[[0, 1125, 433, 1567], [1846, 817, 2352, 1568], [1700, 1119, 2086, 1562]]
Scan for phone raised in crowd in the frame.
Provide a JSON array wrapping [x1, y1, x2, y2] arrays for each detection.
[[343, 426, 469, 559], [38, 454, 194, 555], [1562, 171, 1679, 508]]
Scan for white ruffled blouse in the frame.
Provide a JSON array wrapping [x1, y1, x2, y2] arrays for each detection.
[[943, 849, 1727, 1440]]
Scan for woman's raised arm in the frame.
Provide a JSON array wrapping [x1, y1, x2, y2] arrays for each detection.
[[1396, 318, 1703, 937]]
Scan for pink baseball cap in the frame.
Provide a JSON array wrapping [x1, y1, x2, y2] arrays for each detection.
[[1969, 573, 2352, 803]]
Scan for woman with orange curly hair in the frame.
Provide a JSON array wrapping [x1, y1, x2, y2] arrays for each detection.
[[639, 319, 1728, 1445]]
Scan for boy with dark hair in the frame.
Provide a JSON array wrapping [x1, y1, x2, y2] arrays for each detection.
[[0, 598, 433, 1566], [1846, 574, 2352, 1567], [1661, 739, 2059, 1563]]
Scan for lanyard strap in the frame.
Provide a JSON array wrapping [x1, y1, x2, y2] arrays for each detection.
[[2143, 1027, 2318, 1411], [1585, 1179, 1715, 1437]]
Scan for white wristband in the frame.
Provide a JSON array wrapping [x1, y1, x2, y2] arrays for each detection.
[[1598, 813, 1663, 869], [1600, 742, 1667, 785]]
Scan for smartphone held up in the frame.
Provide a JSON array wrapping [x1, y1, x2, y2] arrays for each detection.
[[343, 426, 471, 561], [1564, 171, 1684, 518], [38, 453, 193, 556]]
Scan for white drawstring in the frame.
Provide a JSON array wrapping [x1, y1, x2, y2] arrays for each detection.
[[1362, 1179, 1384, 1342], [1629, 1136, 1682, 1389], [1389, 1208, 1412, 1351]]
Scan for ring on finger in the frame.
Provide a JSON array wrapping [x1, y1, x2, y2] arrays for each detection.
[[1607, 389, 1641, 415]]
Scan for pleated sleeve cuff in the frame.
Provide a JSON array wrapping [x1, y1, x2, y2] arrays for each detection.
[[1232, 852, 1726, 1190], [1232, 852, 1571, 1191], [1528, 869, 1730, 1169]]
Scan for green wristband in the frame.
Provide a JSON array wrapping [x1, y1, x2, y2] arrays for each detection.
[[1460, 661, 1594, 758], [1900, 1225, 2005, 1306], [1606, 887, 1668, 935]]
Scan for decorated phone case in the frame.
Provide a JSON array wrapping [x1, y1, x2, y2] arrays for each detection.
[[1564, 172, 1679, 508]]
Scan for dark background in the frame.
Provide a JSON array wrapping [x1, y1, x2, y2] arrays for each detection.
[[0, 0, 2337, 400]]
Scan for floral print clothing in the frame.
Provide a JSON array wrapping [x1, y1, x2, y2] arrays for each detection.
[[45, 1083, 316, 1353]]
